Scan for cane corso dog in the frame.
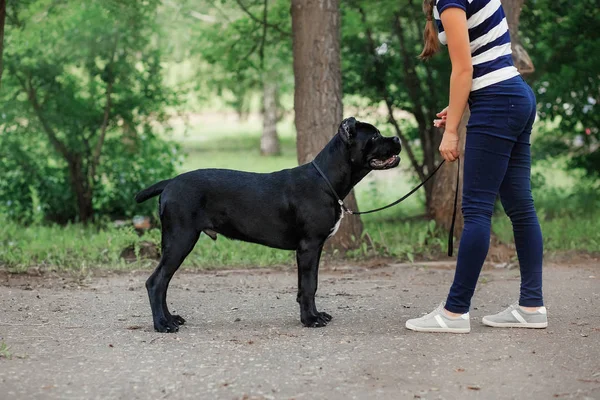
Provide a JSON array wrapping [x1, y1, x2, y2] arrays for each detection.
[[135, 117, 401, 332]]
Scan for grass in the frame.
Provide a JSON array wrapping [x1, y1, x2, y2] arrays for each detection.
[[0, 340, 11, 360], [493, 212, 600, 253], [3, 204, 597, 273], [492, 163, 600, 254], [0, 221, 147, 273], [0, 115, 598, 272], [0, 216, 448, 272]]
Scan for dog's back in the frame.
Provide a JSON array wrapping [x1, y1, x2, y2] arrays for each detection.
[[151, 167, 330, 250]]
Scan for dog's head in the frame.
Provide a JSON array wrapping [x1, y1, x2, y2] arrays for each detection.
[[338, 117, 401, 170]]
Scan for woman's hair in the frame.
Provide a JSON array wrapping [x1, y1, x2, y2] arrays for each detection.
[[419, 0, 440, 60]]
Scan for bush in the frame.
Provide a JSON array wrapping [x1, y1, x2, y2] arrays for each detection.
[[0, 0, 181, 224], [92, 132, 182, 221], [0, 130, 181, 224]]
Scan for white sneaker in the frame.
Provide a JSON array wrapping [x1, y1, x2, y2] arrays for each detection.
[[482, 303, 548, 328], [405, 303, 471, 334]]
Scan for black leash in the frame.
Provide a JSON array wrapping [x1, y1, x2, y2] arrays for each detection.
[[311, 159, 460, 257], [448, 159, 460, 257]]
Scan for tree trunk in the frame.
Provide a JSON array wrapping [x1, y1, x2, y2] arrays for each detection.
[[0, 0, 6, 88], [261, 80, 281, 156], [291, 0, 363, 251], [429, 109, 469, 240], [67, 155, 94, 223], [503, 0, 534, 75]]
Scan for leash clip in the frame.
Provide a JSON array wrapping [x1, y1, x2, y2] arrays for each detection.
[[339, 200, 353, 215]]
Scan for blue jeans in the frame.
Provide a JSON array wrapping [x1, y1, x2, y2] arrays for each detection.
[[445, 76, 544, 314]]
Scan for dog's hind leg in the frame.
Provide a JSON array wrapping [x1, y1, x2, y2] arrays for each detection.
[[296, 240, 332, 328], [146, 207, 200, 333]]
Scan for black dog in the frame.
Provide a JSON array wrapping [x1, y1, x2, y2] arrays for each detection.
[[135, 117, 401, 332]]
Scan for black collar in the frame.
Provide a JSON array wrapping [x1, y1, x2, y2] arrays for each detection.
[[311, 160, 353, 214]]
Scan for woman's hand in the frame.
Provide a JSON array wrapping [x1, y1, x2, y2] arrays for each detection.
[[433, 106, 448, 128], [439, 130, 460, 162]]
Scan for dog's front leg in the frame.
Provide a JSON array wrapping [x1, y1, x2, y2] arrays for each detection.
[[296, 241, 332, 327]]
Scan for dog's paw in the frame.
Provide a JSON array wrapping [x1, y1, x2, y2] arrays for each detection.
[[319, 312, 333, 322], [154, 318, 179, 333], [302, 312, 333, 328], [172, 315, 186, 326]]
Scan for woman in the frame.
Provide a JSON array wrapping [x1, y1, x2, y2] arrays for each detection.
[[405, 0, 547, 333]]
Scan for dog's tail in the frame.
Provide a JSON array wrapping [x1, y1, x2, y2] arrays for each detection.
[[135, 179, 171, 203]]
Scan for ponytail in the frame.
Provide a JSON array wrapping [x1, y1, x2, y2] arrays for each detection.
[[419, 0, 440, 60]]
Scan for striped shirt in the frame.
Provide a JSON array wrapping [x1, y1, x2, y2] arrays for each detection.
[[434, 0, 519, 91]]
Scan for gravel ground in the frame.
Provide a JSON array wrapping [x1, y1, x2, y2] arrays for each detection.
[[0, 261, 598, 400]]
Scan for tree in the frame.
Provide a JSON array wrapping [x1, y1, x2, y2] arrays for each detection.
[[188, 0, 292, 156], [428, 111, 468, 236], [261, 81, 281, 155], [235, 0, 288, 156], [521, 0, 599, 176], [292, 0, 363, 250], [1, 0, 179, 223], [503, 0, 534, 74], [0, 0, 5, 87]]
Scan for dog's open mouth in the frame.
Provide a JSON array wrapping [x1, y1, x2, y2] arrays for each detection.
[[370, 155, 400, 169]]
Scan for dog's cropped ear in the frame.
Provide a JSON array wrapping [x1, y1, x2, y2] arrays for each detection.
[[338, 117, 357, 144]]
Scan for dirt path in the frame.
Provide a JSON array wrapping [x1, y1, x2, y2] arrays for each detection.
[[1, 261, 599, 400]]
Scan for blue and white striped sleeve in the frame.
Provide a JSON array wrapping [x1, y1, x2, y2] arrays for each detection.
[[436, 0, 468, 14]]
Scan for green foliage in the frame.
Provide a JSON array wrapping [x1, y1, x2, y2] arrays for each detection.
[[0, 214, 295, 272], [493, 160, 600, 253], [169, 0, 293, 114], [177, 117, 297, 173], [340, 0, 451, 202], [0, 215, 153, 272], [4, 122, 597, 272], [0, 134, 71, 222], [493, 210, 600, 255], [521, 0, 600, 176], [92, 133, 183, 220], [1, 0, 598, 271], [531, 166, 599, 219], [0, 127, 181, 223], [4, 199, 598, 273], [342, 0, 450, 119], [347, 218, 448, 261], [0, 340, 12, 360], [1, 0, 180, 223]]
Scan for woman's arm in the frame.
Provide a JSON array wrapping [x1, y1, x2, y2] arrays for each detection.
[[438, 7, 472, 162], [442, 7, 472, 133]]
